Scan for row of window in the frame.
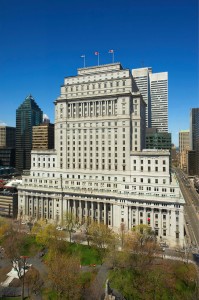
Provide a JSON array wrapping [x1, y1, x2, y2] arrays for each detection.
[[66, 80, 127, 92], [134, 159, 166, 165], [64, 120, 128, 128], [133, 166, 167, 172]]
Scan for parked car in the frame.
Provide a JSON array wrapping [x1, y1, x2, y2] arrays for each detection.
[[56, 226, 63, 231]]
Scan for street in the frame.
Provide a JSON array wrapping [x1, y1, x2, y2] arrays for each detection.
[[174, 167, 199, 248]]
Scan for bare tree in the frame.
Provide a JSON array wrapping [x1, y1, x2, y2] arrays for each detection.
[[25, 266, 43, 298], [88, 222, 115, 264], [63, 211, 78, 243], [48, 252, 81, 299]]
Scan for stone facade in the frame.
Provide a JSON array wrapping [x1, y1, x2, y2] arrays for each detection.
[[18, 63, 184, 247]]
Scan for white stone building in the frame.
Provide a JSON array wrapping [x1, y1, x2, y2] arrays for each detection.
[[18, 63, 184, 247]]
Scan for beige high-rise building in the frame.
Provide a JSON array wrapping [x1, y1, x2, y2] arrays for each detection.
[[32, 123, 54, 150], [179, 130, 190, 171], [18, 63, 185, 247]]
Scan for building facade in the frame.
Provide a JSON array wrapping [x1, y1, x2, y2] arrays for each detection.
[[145, 129, 171, 150], [132, 68, 168, 132], [149, 72, 168, 132], [179, 130, 190, 172], [132, 67, 152, 128], [32, 123, 54, 150], [16, 95, 43, 173], [0, 126, 16, 167], [18, 63, 184, 247], [0, 125, 16, 148], [190, 108, 199, 175], [0, 188, 18, 218]]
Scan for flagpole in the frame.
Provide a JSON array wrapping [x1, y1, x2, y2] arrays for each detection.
[[81, 55, 86, 68], [98, 53, 99, 66], [108, 50, 114, 63]]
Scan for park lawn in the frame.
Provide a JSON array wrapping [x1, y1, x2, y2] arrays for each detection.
[[65, 242, 102, 265], [41, 288, 58, 300], [3, 298, 22, 300]]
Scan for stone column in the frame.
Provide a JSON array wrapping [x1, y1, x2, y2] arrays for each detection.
[[91, 202, 94, 220], [72, 199, 76, 217], [78, 200, 81, 223], [97, 202, 100, 223], [85, 201, 88, 218], [104, 202, 106, 225], [41, 198, 44, 219]]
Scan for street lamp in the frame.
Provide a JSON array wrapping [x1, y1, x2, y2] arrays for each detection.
[[20, 255, 29, 300]]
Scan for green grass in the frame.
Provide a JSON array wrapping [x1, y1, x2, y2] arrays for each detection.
[[3, 298, 23, 300], [65, 243, 102, 265], [41, 288, 58, 300]]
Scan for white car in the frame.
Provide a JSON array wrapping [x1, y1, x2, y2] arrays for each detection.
[[56, 226, 63, 231]]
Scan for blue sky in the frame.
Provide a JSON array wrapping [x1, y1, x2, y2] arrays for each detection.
[[0, 0, 198, 146]]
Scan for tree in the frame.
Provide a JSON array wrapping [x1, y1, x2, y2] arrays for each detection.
[[127, 225, 159, 270], [48, 252, 81, 299], [0, 217, 11, 239], [82, 216, 92, 246], [88, 222, 115, 264], [32, 221, 64, 249], [12, 256, 30, 300], [2, 229, 25, 261], [63, 211, 78, 243], [119, 222, 126, 249], [25, 266, 44, 298]]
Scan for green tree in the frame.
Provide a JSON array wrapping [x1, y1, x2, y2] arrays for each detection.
[[32, 221, 64, 248]]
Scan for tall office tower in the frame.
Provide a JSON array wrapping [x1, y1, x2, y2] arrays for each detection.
[[132, 68, 168, 132], [32, 123, 54, 150], [179, 130, 190, 172], [132, 68, 152, 128], [149, 72, 168, 132], [0, 126, 16, 167], [18, 63, 184, 247], [16, 95, 43, 173], [190, 108, 199, 175], [179, 130, 190, 153]]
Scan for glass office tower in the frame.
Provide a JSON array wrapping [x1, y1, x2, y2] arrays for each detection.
[[16, 95, 43, 173]]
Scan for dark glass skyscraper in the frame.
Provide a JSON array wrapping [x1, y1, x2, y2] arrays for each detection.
[[190, 108, 199, 175], [16, 95, 43, 173]]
